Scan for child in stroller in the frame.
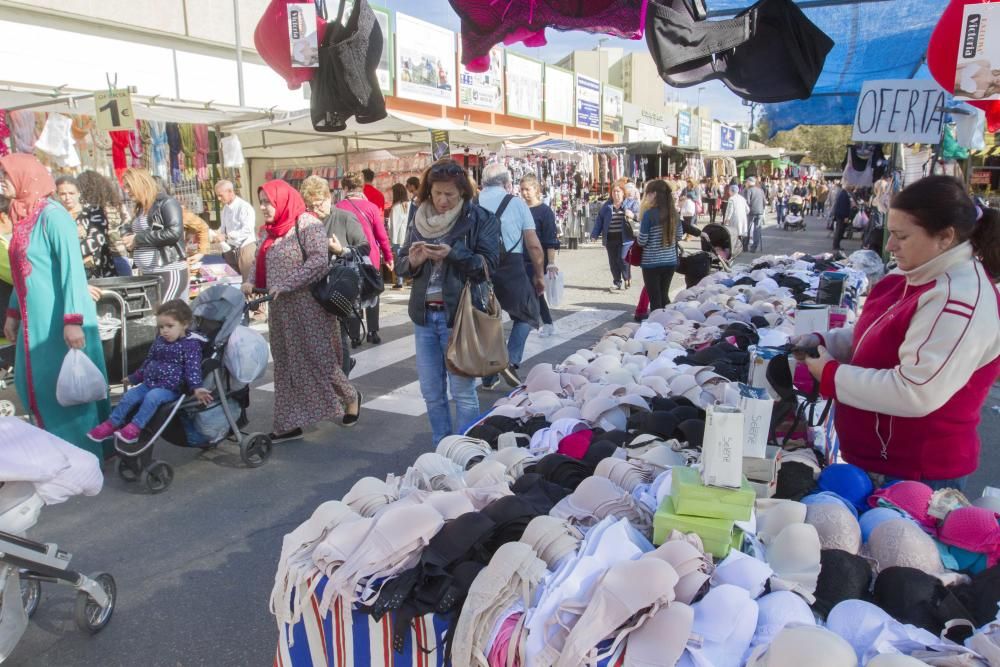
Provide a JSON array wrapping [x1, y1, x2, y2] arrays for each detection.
[[87, 300, 213, 445], [784, 194, 806, 230]]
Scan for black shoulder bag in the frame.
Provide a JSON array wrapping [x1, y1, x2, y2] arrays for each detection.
[[295, 220, 362, 319]]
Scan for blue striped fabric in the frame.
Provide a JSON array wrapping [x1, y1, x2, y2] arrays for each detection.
[[637, 209, 682, 268]]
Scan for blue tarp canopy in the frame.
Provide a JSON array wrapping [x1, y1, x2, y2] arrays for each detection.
[[705, 0, 947, 133]]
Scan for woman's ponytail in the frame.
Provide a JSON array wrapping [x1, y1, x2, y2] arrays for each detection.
[[971, 206, 1000, 281]]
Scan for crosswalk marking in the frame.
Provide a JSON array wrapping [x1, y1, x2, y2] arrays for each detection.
[[364, 308, 625, 416]]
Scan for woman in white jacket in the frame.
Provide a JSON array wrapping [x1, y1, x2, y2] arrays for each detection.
[[723, 184, 749, 243]]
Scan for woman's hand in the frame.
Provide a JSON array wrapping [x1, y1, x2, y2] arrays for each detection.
[[329, 234, 344, 256], [386, 260, 394, 273], [193, 387, 213, 406], [546, 264, 559, 275], [64, 324, 85, 350], [122, 234, 136, 251], [407, 242, 428, 268], [3, 317, 17, 341], [241, 282, 255, 297], [804, 346, 833, 381], [424, 243, 451, 261], [88, 285, 103, 302]]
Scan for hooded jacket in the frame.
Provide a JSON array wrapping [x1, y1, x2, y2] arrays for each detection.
[[818, 243, 1000, 480]]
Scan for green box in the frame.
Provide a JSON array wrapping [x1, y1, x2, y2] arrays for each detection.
[[670, 467, 755, 522], [653, 497, 736, 558]]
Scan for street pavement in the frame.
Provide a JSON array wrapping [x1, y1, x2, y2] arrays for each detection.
[[4, 210, 998, 666]]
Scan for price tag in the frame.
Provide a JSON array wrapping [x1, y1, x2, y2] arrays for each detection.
[[94, 88, 135, 132]]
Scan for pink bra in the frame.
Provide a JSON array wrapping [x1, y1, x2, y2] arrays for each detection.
[[449, 0, 649, 72]]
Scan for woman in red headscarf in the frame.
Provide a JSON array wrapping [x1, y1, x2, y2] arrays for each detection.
[[1, 154, 110, 457], [241, 180, 360, 442]]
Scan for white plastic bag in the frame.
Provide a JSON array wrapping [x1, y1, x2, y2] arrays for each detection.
[[55, 349, 107, 407], [544, 268, 564, 307], [852, 211, 868, 230], [224, 326, 270, 385]]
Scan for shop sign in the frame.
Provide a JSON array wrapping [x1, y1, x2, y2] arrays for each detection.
[[576, 74, 601, 130], [971, 168, 992, 185], [851, 79, 947, 143], [640, 109, 667, 128], [636, 122, 669, 143], [373, 7, 393, 95], [93, 88, 135, 132], [603, 85, 624, 134], [955, 3, 1000, 101], [430, 130, 450, 161], [459, 46, 504, 112], [678, 111, 691, 146], [395, 13, 456, 107], [506, 53, 544, 120], [720, 125, 737, 151], [544, 65, 575, 126]]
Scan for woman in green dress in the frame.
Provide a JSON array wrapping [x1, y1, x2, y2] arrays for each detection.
[[1, 154, 110, 458]]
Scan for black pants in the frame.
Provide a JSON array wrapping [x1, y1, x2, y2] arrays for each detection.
[[833, 217, 848, 250], [606, 241, 626, 287], [366, 301, 379, 333], [681, 217, 701, 237], [642, 265, 676, 311], [707, 200, 717, 224]]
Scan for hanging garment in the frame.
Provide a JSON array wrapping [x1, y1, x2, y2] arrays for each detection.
[[450, 0, 648, 73], [645, 0, 833, 103], [0, 112, 9, 157], [165, 122, 182, 182], [254, 0, 329, 90], [109, 130, 133, 180], [310, 0, 388, 132], [35, 113, 81, 168], [128, 122, 144, 169], [194, 125, 210, 180], [179, 123, 196, 171], [149, 121, 170, 179], [221, 134, 245, 169], [8, 110, 38, 154]]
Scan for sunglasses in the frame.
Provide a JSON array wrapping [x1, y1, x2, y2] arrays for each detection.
[[430, 163, 465, 177]]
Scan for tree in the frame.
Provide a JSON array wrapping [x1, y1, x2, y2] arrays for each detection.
[[767, 125, 853, 171]]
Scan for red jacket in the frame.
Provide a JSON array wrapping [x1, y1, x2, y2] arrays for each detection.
[[363, 184, 386, 214], [819, 244, 1000, 481]]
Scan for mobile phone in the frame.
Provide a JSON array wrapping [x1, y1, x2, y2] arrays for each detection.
[[790, 346, 820, 359]]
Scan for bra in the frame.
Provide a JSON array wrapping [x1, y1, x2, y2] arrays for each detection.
[[644, 0, 834, 103]]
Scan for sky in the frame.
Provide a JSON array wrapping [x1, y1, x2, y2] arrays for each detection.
[[377, 0, 751, 125]]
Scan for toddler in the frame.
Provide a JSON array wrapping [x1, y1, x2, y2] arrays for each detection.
[[88, 300, 212, 445]]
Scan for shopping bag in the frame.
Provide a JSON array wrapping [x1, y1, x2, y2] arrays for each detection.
[[55, 349, 107, 407], [544, 269, 564, 307], [625, 243, 643, 267], [224, 326, 270, 385], [446, 280, 508, 378]]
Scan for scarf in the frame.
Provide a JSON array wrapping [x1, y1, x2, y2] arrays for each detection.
[[413, 200, 464, 240], [194, 125, 210, 180], [255, 180, 306, 289], [0, 153, 55, 222], [165, 122, 182, 182]]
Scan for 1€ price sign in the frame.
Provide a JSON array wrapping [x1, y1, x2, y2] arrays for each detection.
[[93, 88, 135, 132]]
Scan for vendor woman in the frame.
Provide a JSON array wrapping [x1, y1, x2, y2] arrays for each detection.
[[797, 176, 1000, 490]]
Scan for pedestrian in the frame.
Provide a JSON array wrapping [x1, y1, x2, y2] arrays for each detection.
[[520, 173, 559, 337], [55, 175, 115, 280], [182, 208, 210, 266], [77, 170, 131, 277], [637, 179, 683, 311], [622, 182, 641, 288], [774, 180, 788, 228], [388, 183, 411, 289], [678, 192, 698, 240], [121, 168, 188, 302], [707, 177, 722, 224], [361, 168, 386, 214], [591, 182, 637, 291], [215, 180, 258, 283], [1, 154, 110, 458], [397, 159, 499, 445], [241, 179, 361, 443], [744, 176, 766, 252], [796, 176, 1000, 490], [831, 185, 854, 251], [723, 184, 750, 245], [299, 175, 369, 377], [817, 181, 830, 217], [478, 163, 545, 389], [337, 172, 393, 346]]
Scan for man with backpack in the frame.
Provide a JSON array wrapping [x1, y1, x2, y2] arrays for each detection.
[[477, 163, 545, 389]]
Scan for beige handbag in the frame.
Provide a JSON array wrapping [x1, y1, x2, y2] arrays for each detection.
[[446, 269, 508, 378]]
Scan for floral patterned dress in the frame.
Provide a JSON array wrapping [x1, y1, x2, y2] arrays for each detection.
[[263, 213, 356, 433]]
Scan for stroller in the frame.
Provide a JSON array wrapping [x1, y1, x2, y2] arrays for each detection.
[[784, 195, 806, 231], [113, 285, 273, 494], [677, 224, 741, 289], [0, 419, 117, 660]]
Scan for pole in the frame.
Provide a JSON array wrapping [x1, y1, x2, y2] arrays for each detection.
[[233, 0, 246, 107], [598, 39, 606, 147]]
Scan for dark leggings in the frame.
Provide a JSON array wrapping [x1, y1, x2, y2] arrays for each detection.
[[681, 217, 701, 237], [605, 241, 626, 286], [366, 301, 379, 333], [642, 265, 676, 311]]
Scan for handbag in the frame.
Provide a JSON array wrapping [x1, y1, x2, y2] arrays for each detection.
[[344, 198, 386, 299], [295, 221, 362, 319], [625, 242, 643, 266], [446, 265, 508, 378]]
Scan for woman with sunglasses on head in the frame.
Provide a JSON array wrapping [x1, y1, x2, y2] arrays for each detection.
[[398, 160, 500, 445]]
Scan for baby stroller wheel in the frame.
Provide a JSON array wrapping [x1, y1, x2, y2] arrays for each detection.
[[74, 572, 116, 634], [140, 461, 174, 494], [240, 433, 272, 468], [21, 575, 40, 618], [115, 457, 140, 483]]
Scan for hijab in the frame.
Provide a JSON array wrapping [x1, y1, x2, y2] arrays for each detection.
[[255, 180, 306, 289], [0, 154, 55, 223]]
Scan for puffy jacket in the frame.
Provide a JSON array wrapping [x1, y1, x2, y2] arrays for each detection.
[[591, 199, 638, 245], [399, 201, 500, 328], [133, 193, 185, 268]]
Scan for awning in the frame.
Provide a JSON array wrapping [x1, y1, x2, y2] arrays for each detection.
[[972, 146, 1000, 158], [703, 148, 785, 160], [228, 110, 544, 160]]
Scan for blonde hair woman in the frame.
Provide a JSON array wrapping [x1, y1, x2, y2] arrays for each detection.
[[120, 168, 188, 301]]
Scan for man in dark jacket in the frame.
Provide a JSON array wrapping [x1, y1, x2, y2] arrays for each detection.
[[831, 186, 854, 251]]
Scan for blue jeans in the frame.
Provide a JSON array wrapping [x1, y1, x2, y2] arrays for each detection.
[[414, 309, 480, 445], [483, 319, 532, 385], [111, 384, 180, 428]]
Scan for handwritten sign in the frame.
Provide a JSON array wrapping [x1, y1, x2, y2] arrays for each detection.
[[93, 88, 134, 132], [852, 80, 947, 144]]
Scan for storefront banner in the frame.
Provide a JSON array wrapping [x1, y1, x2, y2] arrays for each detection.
[[395, 13, 456, 107], [955, 3, 1000, 101], [459, 46, 504, 112], [544, 65, 575, 126], [721, 125, 737, 150], [506, 53, 543, 120], [851, 79, 947, 143], [373, 7, 392, 95], [576, 74, 601, 130], [678, 110, 691, 146], [603, 85, 623, 134]]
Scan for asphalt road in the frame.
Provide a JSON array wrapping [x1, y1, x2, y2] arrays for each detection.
[[4, 210, 997, 666]]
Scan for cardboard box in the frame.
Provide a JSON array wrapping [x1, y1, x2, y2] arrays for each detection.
[[654, 497, 736, 557], [748, 346, 785, 399], [671, 466, 755, 521], [739, 384, 774, 459], [743, 447, 782, 499], [701, 405, 745, 489]]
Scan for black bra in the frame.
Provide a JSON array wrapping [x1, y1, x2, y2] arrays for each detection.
[[645, 0, 834, 103]]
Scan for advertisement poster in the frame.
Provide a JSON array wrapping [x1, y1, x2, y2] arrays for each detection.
[[955, 3, 1000, 100], [459, 46, 504, 112], [287, 3, 319, 68], [602, 85, 623, 134], [720, 125, 736, 150], [373, 7, 392, 94], [576, 74, 601, 130], [506, 53, 544, 120], [395, 13, 456, 107], [430, 130, 450, 161], [544, 65, 575, 125]]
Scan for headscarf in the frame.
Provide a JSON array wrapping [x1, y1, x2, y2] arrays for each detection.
[[0, 154, 55, 222], [255, 180, 306, 289]]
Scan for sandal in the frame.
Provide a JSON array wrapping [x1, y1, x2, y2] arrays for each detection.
[[343, 390, 363, 427]]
